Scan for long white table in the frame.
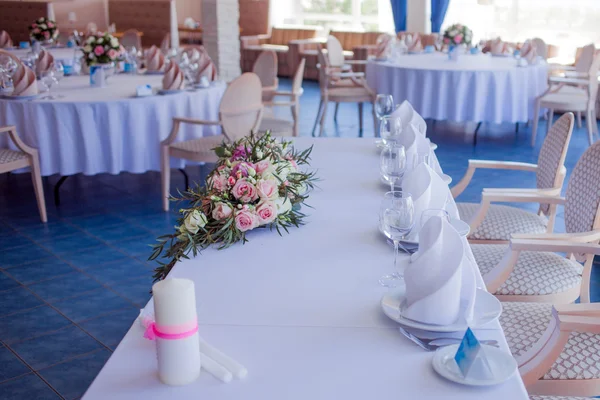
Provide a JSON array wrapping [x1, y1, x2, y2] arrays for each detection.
[[83, 138, 528, 400]]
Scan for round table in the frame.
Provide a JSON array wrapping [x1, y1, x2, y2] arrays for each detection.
[[8, 47, 81, 63], [0, 74, 225, 176], [366, 53, 548, 124]]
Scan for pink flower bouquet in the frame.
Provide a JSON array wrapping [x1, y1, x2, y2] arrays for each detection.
[[442, 23, 473, 47], [150, 132, 317, 281], [81, 32, 122, 66], [29, 17, 59, 43]]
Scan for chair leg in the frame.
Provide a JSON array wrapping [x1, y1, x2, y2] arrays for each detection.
[[291, 102, 299, 137], [593, 108, 599, 134], [161, 145, 171, 212], [358, 102, 364, 138], [546, 109, 554, 135], [334, 103, 340, 122], [586, 110, 595, 145], [311, 97, 324, 137], [531, 101, 541, 146], [372, 102, 378, 137], [319, 97, 328, 137], [29, 153, 47, 223], [577, 111, 583, 129]]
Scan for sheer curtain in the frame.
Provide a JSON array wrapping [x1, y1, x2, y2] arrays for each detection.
[[442, 0, 600, 59]]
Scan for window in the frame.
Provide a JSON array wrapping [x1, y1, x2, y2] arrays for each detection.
[[442, 0, 600, 60], [271, 0, 394, 34]]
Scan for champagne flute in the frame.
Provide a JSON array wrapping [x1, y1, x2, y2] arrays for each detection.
[[380, 144, 406, 191], [375, 94, 394, 138], [379, 191, 414, 287]]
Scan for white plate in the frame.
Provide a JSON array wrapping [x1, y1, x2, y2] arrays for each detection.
[[145, 71, 164, 75], [381, 288, 502, 332], [491, 53, 512, 58], [158, 89, 184, 95], [432, 344, 517, 386], [194, 83, 211, 89]]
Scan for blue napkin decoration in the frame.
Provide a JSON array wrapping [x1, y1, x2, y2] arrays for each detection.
[[470, 47, 480, 55], [136, 84, 153, 97], [424, 45, 435, 54], [454, 328, 493, 378], [124, 62, 135, 73], [63, 65, 74, 76], [19, 41, 30, 49]]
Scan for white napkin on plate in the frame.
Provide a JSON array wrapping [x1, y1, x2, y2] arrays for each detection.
[[375, 34, 392, 59], [145, 45, 165, 72], [196, 51, 217, 82], [403, 216, 477, 326], [0, 31, 12, 48], [407, 34, 423, 53], [399, 123, 431, 168], [401, 163, 448, 235], [519, 40, 538, 65], [11, 63, 38, 96], [35, 49, 55, 76], [162, 60, 184, 90], [390, 100, 427, 136]]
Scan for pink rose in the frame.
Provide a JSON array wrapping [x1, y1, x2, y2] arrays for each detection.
[[107, 49, 118, 60], [231, 161, 256, 178], [208, 174, 227, 192], [227, 176, 236, 186], [454, 34, 463, 44], [231, 145, 249, 160], [256, 201, 277, 225], [31, 23, 38, 28], [43, 31, 50, 38], [47, 22, 54, 28], [235, 209, 258, 232], [444, 38, 450, 44], [256, 178, 279, 200], [232, 178, 258, 203], [212, 202, 233, 220], [255, 159, 272, 174], [94, 45, 105, 56]]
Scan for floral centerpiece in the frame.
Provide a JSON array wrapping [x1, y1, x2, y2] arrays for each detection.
[[149, 132, 318, 281], [29, 17, 59, 43], [442, 23, 473, 47], [82, 32, 122, 66]]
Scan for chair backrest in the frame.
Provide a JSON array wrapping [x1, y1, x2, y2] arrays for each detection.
[[316, 45, 330, 93], [252, 50, 278, 88], [0, 31, 13, 48], [586, 53, 600, 105], [292, 58, 306, 95], [120, 29, 142, 50], [326, 35, 346, 68], [269, 26, 319, 46], [531, 37, 547, 59], [536, 113, 574, 215], [575, 43, 595, 73], [420, 34, 438, 48], [219, 73, 264, 141], [565, 140, 600, 234]]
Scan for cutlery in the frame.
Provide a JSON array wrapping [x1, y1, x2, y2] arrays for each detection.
[[398, 327, 499, 351]]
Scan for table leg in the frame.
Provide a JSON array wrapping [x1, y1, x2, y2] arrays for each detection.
[[473, 122, 482, 146], [179, 168, 189, 190], [54, 176, 69, 206]]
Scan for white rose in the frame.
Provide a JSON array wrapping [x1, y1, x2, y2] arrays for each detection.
[[88, 53, 95, 59], [87, 36, 95, 44], [110, 38, 119, 47], [40, 24, 47, 30], [83, 45, 92, 53], [184, 210, 207, 234], [97, 37, 104, 44], [274, 197, 292, 215]]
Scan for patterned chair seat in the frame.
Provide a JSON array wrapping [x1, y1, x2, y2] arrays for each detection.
[[471, 244, 583, 296], [530, 396, 594, 400], [259, 117, 293, 137], [170, 135, 226, 155], [501, 302, 600, 381], [0, 148, 26, 164], [457, 202, 548, 241]]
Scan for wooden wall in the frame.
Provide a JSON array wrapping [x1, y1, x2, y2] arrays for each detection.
[[238, 0, 270, 36]]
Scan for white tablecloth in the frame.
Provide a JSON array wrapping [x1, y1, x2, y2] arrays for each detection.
[[367, 53, 548, 124], [0, 75, 225, 176], [8, 47, 81, 63], [83, 138, 528, 400]]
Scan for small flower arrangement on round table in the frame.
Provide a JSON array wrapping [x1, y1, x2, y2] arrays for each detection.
[[81, 32, 123, 86], [29, 17, 59, 45], [150, 132, 318, 281], [442, 23, 473, 60]]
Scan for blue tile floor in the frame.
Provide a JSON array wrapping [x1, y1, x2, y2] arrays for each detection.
[[1, 78, 600, 399]]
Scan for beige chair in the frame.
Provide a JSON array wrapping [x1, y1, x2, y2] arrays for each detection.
[[119, 29, 142, 50], [1, 126, 47, 223], [533, 49, 600, 146], [531, 37, 548, 60], [259, 58, 305, 137], [161, 73, 264, 211], [252, 50, 279, 102], [312, 46, 376, 137], [453, 113, 574, 244]]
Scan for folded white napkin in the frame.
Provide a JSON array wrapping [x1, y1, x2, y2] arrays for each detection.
[[0, 31, 12, 48], [375, 34, 392, 59], [11, 63, 38, 96], [519, 40, 538, 65], [399, 123, 431, 169], [390, 100, 427, 136], [401, 163, 448, 235], [35, 49, 54, 76], [403, 216, 477, 326], [145, 45, 165, 72], [196, 51, 217, 82], [407, 34, 423, 53], [162, 60, 184, 90]]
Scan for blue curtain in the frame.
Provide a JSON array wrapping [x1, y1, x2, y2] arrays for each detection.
[[390, 0, 408, 33], [430, 0, 450, 33]]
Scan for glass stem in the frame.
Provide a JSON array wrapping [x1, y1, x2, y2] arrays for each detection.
[[393, 239, 399, 273]]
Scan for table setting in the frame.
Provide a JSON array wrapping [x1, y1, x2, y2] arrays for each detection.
[[82, 104, 526, 399]]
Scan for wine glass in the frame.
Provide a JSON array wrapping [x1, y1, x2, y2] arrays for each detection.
[[41, 70, 57, 97], [380, 116, 403, 146], [379, 191, 414, 287], [53, 61, 64, 83], [380, 144, 406, 191], [420, 209, 449, 230], [375, 94, 394, 138], [410, 151, 430, 171]]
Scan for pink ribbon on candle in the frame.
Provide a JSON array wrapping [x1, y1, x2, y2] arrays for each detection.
[[142, 317, 198, 341]]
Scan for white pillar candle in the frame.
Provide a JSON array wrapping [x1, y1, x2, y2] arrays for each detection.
[[152, 278, 201, 386]]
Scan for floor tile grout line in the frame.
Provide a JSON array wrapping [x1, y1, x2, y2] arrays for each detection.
[[36, 347, 109, 373]]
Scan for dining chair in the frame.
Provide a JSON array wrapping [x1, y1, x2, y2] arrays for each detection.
[[119, 29, 142, 50], [0, 126, 47, 223], [499, 301, 600, 398], [311, 46, 376, 137], [452, 113, 574, 244], [259, 58, 305, 137], [0, 31, 13, 48], [160, 73, 263, 211], [531, 37, 548, 60], [252, 50, 279, 102], [470, 137, 600, 303], [532, 49, 600, 146]]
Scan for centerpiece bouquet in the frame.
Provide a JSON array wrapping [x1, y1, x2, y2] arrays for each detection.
[[442, 23, 473, 47], [150, 132, 318, 281], [82, 32, 122, 66], [29, 17, 59, 43]]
